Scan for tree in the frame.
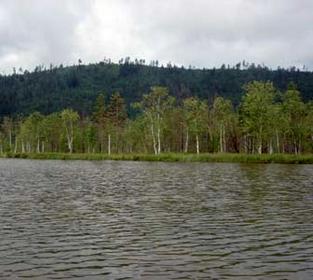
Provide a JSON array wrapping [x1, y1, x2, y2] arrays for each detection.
[[4, 78, 313, 156], [107, 92, 127, 154], [42, 112, 62, 152], [240, 81, 276, 154], [211, 97, 233, 153], [0, 130, 5, 154], [282, 84, 306, 154], [268, 103, 286, 154], [1, 117, 14, 151], [305, 101, 313, 152], [163, 107, 185, 153], [182, 97, 208, 154], [61, 109, 79, 153], [93, 94, 107, 152], [75, 117, 97, 153], [124, 116, 149, 153], [19, 112, 44, 153], [134, 87, 175, 154]]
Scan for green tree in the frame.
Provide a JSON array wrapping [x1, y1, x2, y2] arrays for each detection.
[[93, 94, 107, 153], [182, 97, 208, 154], [282, 85, 306, 154], [82, 117, 97, 153], [1, 117, 14, 151], [61, 109, 79, 153], [107, 92, 127, 154], [211, 97, 234, 153], [240, 81, 276, 154], [124, 116, 150, 153], [0, 130, 5, 154], [19, 112, 44, 153], [134, 86, 175, 154], [42, 112, 62, 152]]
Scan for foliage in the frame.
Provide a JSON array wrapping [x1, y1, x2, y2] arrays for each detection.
[[1, 81, 313, 156], [1, 59, 313, 118]]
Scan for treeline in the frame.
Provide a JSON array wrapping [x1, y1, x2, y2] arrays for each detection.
[[1, 81, 313, 155], [1, 58, 313, 117]]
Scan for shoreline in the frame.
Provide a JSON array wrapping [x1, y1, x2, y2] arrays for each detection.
[[1, 152, 313, 164]]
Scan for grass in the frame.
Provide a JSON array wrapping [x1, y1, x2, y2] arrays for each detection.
[[1, 152, 313, 164]]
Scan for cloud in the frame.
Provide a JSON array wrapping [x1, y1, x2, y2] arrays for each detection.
[[0, 0, 91, 73], [0, 0, 313, 73]]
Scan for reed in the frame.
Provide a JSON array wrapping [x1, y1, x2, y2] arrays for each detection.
[[2, 152, 313, 164]]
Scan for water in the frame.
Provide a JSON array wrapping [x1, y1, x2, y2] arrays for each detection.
[[0, 159, 313, 279]]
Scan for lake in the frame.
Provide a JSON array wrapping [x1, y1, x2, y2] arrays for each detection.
[[0, 159, 313, 279]]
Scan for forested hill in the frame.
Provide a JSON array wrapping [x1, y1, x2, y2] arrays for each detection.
[[1, 61, 313, 117]]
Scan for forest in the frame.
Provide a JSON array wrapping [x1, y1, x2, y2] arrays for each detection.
[[0, 81, 312, 155], [1, 59, 313, 118]]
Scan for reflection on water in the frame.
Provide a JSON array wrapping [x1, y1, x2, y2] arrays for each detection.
[[0, 159, 313, 279]]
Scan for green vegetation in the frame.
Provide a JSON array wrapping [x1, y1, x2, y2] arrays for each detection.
[[2, 152, 313, 164], [1, 59, 313, 118], [1, 80, 313, 158]]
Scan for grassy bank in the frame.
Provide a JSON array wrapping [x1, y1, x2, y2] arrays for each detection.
[[1, 152, 313, 163]]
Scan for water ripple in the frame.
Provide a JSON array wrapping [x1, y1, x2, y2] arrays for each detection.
[[0, 160, 313, 279]]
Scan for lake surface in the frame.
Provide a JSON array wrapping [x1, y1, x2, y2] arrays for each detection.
[[0, 159, 313, 279]]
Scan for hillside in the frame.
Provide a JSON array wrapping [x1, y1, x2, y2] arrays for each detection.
[[1, 61, 313, 117]]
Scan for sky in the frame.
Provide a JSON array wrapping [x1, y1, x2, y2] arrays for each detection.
[[0, 0, 312, 73]]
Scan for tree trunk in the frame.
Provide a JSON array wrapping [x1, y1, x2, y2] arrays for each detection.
[[269, 140, 273, 154], [276, 130, 280, 153], [184, 129, 189, 153], [65, 126, 73, 153], [219, 124, 226, 153], [196, 134, 200, 155], [9, 130, 12, 150], [22, 140, 25, 153], [14, 137, 18, 153], [68, 140, 73, 153], [219, 125, 223, 153], [157, 100, 161, 155], [294, 138, 298, 155], [37, 138, 40, 153], [223, 125, 227, 153], [108, 134, 111, 155], [258, 127, 263, 154], [157, 126, 161, 154], [258, 140, 262, 154], [151, 124, 157, 155]]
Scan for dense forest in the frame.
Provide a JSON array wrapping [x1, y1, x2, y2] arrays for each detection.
[[1, 81, 313, 155], [1, 58, 313, 117]]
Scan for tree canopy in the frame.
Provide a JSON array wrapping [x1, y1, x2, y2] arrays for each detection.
[[1, 81, 313, 155], [1, 59, 313, 118]]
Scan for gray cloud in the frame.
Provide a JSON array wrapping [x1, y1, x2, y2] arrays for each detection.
[[0, 0, 312, 73], [0, 0, 91, 72]]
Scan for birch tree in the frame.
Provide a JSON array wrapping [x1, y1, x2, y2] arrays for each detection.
[[1, 117, 14, 151], [182, 97, 208, 154], [134, 86, 174, 154], [0, 131, 4, 154], [240, 81, 276, 154], [282, 85, 306, 154], [211, 97, 233, 153], [19, 112, 44, 153], [61, 109, 79, 153]]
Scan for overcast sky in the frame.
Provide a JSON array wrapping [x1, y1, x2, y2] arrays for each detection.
[[0, 0, 312, 73]]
